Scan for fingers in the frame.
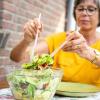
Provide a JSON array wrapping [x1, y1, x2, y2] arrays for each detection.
[[30, 21, 37, 33], [66, 31, 82, 41], [31, 19, 42, 36], [34, 18, 42, 30], [62, 31, 87, 53], [62, 44, 81, 51], [64, 38, 85, 48], [23, 18, 43, 42]]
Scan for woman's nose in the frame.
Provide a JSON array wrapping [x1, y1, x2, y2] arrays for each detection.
[[82, 9, 88, 15]]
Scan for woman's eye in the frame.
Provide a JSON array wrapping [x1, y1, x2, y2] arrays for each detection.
[[88, 8, 95, 12], [77, 8, 84, 11]]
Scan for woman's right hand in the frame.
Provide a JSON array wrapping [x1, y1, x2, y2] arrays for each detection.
[[23, 18, 43, 43]]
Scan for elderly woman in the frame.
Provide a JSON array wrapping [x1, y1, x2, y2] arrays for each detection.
[[10, 0, 100, 87]]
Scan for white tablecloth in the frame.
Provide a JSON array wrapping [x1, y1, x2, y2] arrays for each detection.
[[0, 88, 100, 100]]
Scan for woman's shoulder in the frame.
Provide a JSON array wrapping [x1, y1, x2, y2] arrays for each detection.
[[96, 31, 100, 40], [95, 32, 100, 44], [47, 32, 66, 40], [92, 32, 100, 50], [48, 31, 66, 37]]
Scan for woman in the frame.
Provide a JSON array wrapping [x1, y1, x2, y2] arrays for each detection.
[[10, 0, 100, 86]]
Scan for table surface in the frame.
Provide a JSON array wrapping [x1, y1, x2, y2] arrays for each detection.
[[0, 88, 100, 100], [0, 67, 100, 100]]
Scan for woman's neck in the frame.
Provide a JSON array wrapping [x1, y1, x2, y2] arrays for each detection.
[[79, 29, 97, 45]]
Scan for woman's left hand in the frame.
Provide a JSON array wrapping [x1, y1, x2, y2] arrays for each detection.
[[62, 31, 91, 58]]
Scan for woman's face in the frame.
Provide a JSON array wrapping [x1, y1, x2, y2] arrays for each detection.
[[75, 0, 99, 30]]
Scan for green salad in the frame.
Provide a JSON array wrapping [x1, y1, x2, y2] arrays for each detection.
[[22, 54, 53, 69], [7, 54, 62, 100]]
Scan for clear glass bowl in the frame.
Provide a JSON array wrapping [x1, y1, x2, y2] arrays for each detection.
[[7, 68, 63, 100]]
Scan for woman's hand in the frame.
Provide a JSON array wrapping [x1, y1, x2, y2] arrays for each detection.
[[62, 31, 92, 58], [23, 18, 43, 43]]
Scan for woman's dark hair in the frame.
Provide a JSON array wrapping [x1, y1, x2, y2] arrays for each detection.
[[73, 0, 100, 26]]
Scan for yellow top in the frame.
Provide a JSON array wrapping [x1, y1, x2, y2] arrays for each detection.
[[45, 32, 100, 87]]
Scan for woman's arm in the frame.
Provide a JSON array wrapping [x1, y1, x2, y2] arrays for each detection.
[[84, 47, 100, 66], [10, 39, 31, 62], [10, 18, 49, 62], [61, 31, 100, 67], [10, 38, 49, 62]]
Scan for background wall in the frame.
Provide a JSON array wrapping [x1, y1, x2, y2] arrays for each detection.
[[0, 0, 67, 67]]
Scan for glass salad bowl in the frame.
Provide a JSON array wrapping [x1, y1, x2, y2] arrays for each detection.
[[7, 68, 63, 100]]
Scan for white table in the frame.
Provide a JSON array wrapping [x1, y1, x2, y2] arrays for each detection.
[[0, 88, 100, 100]]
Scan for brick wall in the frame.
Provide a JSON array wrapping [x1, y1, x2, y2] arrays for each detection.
[[0, 0, 67, 67]]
